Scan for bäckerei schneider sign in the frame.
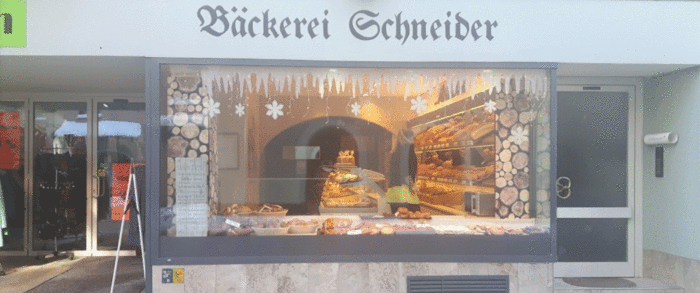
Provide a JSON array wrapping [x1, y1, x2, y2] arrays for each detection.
[[197, 5, 498, 44]]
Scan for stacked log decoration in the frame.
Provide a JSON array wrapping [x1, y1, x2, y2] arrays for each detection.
[[534, 92, 551, 220], [165, 75, 219, 215], [494, 76, 536, 219]]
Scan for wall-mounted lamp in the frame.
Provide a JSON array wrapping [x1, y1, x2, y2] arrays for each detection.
[[644, 132, 678, 178]]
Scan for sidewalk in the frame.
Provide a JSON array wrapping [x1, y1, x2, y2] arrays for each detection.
[[0, 256, 145, 293]]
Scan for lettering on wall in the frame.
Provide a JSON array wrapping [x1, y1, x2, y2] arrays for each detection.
[[197, 5, 497, 44]]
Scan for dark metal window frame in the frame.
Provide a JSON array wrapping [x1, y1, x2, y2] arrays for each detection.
[[144, 58, 558, 281]]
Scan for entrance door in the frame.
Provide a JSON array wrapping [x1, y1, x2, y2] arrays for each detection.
[[553, 86, 636, 277], [15, 97, 145, 257], [91, 98, 146, 253]]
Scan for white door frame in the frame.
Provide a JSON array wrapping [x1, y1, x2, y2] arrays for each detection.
[[554, 78, 644, 278]]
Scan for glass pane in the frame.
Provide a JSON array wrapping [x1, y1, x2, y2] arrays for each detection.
[[0, 101, 26, 251], [557, 92, 628, 208], [96, 101, 145, 250], [159, 65, 553, 242], [32, 102, 87, 251], [557, 218, 628, 262]]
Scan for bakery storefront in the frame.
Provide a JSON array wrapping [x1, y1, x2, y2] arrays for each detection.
[[4, 0, 700, 292]]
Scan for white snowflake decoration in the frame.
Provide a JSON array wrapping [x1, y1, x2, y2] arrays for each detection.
[[204, 101, 221, 117], [265, 100, 284, 120], [410, 96, 428, 114], [235, 103, 245, 117], [484, 99, 497, 113], [351, 102, 361, 116], [511, 125, 529, 146]]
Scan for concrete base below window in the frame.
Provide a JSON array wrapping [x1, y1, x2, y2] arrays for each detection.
[[151, 262, 552, 293], [644, 249, 700, 293]]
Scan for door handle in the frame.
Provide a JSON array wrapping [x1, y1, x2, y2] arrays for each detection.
[[94, 168, 107, 198], [556, 176, 572, 199]]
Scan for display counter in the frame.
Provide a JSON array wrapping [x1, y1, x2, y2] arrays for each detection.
[[146, 60, 557, 264]]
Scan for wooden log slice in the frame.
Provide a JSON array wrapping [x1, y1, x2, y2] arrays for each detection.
[[171, 127, 180, 135], [167, 76, 176, 84], [499, 149, 512, 164], [200, 154, 209, 161], [166, 177, 175, 186], [169, 82, 178, 90], [189, 93, 202, 104], [196, 105, 203, 112], [187, 105, 195, 112], [180, 123, 200, 139], [198, 87, 207, 97], [173, 112, 189, 127], [499, 109, 518, 128], [520, 189, 530, 202], [167, 136, 188, 157], [173, 90, 182, 99], [174, 99, 187, 112], [500, 186, 518, 205], [167, 157, 175, 173], [513, 172, 530, 189], [495, 177, 507, 188], [199, 129, 209, 144], [498, 128, 509, 138], [504, 172, 513, 181], [512, 152, 529, 170], [509, 144, 519, 153], [496, 99, 507, 110], [512, 201, 525, 217], [167, 186, 174, 196], [498, 205, 510, 218], [189, 139, 200, 150], [187, 149, 198, 158], [199, 145, 208, 153]]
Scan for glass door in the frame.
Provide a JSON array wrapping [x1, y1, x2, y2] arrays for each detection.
[[31, 101, 89, 252], [553, 86, 636, 277], [92, 99, 145, 252], [0, 100, 27, 253]]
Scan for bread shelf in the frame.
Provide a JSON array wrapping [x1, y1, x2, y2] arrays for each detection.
[[416, 175, 494, 187], [415, 143, 494, 154]]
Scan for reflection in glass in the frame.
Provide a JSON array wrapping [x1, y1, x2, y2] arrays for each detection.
[[32, 102, 87, 251], [0, 102, 26, 251], [96, 101, 146, 250], [159, 66, 553, 238]]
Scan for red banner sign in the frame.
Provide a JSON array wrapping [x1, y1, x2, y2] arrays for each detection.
[[110, 163, 131, 221], [0, 112, 21, 170]]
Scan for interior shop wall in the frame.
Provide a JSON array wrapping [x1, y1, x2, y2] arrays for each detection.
[[642, 67, 700, 261], [5, 0, 700, 64]]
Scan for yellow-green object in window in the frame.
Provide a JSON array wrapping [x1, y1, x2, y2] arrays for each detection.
[[385, 185, 419, 204]]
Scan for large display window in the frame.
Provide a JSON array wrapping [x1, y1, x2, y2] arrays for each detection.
[[147, 60, 557, 263]]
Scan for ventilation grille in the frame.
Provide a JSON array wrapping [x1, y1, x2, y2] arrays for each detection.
[[407, 275, 509, 293]]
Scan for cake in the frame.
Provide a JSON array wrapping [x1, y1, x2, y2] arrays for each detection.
[[336, 150, 356, 166]]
